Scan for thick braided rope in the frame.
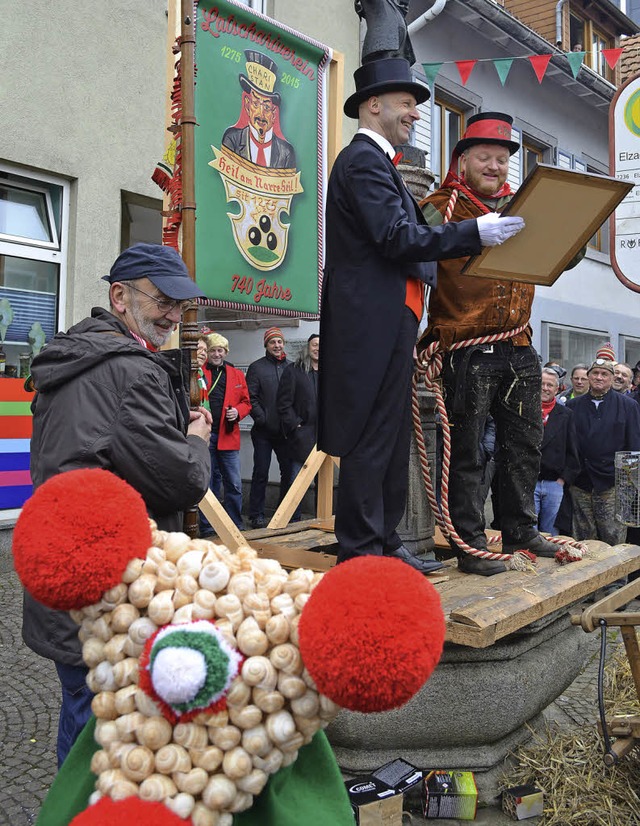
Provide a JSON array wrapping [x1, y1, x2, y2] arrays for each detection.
[[412, 187, 586, 566]]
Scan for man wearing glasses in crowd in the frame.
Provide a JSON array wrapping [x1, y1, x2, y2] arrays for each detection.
[[22, 243, 212, 767]]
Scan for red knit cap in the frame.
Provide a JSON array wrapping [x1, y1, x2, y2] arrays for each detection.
[[595, 343, 615, 362], [264, 326, 284, 346]]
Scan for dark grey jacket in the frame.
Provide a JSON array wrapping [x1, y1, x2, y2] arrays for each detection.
[[246, 352, 291, 439], [277, 363, 318, 464], [22, 307, 210, 665]]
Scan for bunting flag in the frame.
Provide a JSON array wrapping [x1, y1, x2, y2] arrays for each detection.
[[565, 51, 585, 79], [422, 61, 442, 87], [602, 47, 624, 69], [529, 53, 552, 83], [420, 44, 628, 89], [455, 60, 477, 86], [493, 58, 514, 86]]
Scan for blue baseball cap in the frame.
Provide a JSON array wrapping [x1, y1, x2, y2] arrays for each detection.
[[102, 243, 206, 300]]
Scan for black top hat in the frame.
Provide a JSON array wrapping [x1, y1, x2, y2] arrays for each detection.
[[239, 50, 281, 105], [454, 112, 520, 156], [344, 58, 430, 119]]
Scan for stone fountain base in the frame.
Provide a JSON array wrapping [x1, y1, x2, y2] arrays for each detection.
[[327, 607, 592, 804]]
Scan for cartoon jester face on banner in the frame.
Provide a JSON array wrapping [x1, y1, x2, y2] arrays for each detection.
[[13, 470, 446, 825], [210, 49, 304, 272]]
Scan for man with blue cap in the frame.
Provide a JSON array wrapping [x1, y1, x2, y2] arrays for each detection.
[[22, 243, 212, 766]]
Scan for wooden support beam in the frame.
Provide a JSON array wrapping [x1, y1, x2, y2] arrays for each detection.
[[198, 489, 245, 550], [316, 452, 338, 519], [621, 625, 640, 701], [327, 51, 344, 172], [268, 447, 326, 528]]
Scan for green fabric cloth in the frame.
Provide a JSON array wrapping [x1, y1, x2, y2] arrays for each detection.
[[36, 717, 354, 826]]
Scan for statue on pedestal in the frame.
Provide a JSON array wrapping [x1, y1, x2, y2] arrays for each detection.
[[355, 0, 416, 65]]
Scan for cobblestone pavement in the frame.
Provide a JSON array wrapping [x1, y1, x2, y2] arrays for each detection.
[[0, 533, 637, 826]]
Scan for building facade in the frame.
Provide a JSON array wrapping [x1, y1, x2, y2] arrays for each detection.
[[2, 0, 639, 517]]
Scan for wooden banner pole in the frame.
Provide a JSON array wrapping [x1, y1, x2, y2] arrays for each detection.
[[178, 0, 201, 537]]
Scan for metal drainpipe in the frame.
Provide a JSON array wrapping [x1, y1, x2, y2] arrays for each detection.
[[555, 0, 567, 46], [407, 0, 449, 35]]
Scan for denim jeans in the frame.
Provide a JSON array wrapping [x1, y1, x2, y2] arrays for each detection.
[[54, 662, 93, 767], [534, 479, 564, 534], [200, 431, 244, 532], [442, 342, 542, 549], [249, 430, 292, 522]]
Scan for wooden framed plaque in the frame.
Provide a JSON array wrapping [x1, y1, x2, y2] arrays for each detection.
[[461, 164, 633, 286]]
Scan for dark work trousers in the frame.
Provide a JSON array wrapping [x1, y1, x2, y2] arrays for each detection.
[[249, 429, 293, 522], [442, 342, 542, 550], [335, 307, 418, 561]]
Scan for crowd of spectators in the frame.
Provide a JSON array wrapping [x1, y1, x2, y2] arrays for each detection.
[[477, 344, 640, 554], [198, 327, 320, 533]]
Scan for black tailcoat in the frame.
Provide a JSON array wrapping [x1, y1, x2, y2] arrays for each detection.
[[318, 133, 481, 457]]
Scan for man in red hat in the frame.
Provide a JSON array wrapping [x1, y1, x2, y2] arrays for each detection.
[[419, 112, 580, 575], [319, 63, 524, 573]]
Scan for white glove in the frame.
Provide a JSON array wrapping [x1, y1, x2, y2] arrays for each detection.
[[476, 213, 525, 247]]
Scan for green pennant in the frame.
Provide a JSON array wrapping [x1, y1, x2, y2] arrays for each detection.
[[493, 58, 514, 86], [565, 51, 585, 79], [422, 62, 442, 87]]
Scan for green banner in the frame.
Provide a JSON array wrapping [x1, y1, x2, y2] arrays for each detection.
[[194, 0, 330, 317]]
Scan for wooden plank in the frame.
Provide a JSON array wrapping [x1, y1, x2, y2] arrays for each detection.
[[307, 517, 335, 532], [237, 521, 640, 650], [446, 543, 640, 643], [268, 447, 327, 528], [327, 51, 344, 172], [316, 453, 337, 519], [250, 541, 336, 573], [198, 489, 244, 551], [445, 620, 496, 648]]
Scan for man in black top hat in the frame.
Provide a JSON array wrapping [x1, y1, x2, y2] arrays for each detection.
[[222, 50, 296, 169], [318, 59, 524, 573]]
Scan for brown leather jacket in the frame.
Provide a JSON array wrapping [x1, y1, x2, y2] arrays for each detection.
[[419, 187, 533, 350]]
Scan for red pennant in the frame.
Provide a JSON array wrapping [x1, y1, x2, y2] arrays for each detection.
[[529, 54, 552, 83], [602, 47, 623, 70], [455, 60, 477, 86]]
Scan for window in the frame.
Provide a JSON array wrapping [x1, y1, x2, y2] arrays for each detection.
[[121, 192, 162, 249], [569, 12, 614, 81], [0, 166, 69, 379], [236, 0, 265, 10], [546, 323, 609, 369], [430, 100, 463, 187], [621, 335, 640, 368], [522, 140, 543, 181], [0, 183, 58, 249]]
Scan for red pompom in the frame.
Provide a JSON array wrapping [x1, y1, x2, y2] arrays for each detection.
[[298, 556, 446, 712], [13, 469, 151, 610], [70, 797, 185, 825]]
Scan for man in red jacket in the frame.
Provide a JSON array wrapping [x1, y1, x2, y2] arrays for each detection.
[[200, 333, 251, 533]]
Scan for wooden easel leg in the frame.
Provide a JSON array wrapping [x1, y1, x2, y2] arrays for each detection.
[[621, 625, 640, 701], [198, 489, 245, 551], [317, 454, 338, 519]]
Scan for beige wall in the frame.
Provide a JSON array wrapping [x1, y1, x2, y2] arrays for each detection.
[[1, 1, 169, 325]]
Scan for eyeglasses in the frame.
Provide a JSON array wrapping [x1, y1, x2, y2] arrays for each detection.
[[125, 283, 195, 314]]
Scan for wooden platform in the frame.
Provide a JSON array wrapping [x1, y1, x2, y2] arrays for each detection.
[[239, 517, 640, 650]]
